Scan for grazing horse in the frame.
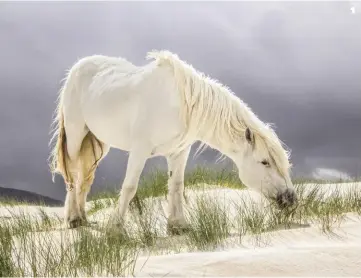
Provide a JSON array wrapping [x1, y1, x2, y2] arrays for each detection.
[[49, 50, 297, 229]]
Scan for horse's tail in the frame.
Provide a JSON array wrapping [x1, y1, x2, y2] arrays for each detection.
[[48, 72, 74, 186]]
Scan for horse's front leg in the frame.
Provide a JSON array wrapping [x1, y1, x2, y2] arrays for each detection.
[[166, 146, 191, 235], [110, 148, 149, 228]]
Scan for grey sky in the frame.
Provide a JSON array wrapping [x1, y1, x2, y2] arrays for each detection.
[[0, 1, 360, 201]]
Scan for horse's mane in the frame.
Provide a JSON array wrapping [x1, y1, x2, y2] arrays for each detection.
[[146, 50, 291, 177]]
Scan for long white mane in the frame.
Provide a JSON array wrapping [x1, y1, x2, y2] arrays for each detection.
[[146, 50, 291, 177]]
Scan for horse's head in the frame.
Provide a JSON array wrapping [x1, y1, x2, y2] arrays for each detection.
[[230, 127, 297, 209]]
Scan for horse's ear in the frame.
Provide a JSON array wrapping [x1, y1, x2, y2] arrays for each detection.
[[245, 127, 253, 144]]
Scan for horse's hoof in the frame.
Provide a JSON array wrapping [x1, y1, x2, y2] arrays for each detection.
[[68, 217, 87, 229]]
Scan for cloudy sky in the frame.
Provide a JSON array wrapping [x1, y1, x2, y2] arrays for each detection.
[[0, 1, 360, 201]]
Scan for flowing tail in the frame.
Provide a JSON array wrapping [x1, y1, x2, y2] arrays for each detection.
[[48, 82, 73, 186]]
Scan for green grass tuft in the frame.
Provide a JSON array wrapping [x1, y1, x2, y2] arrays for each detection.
[[186, 195, 231, 250]]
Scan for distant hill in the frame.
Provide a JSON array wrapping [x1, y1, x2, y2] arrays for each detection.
[[0, 187, 63, 207]]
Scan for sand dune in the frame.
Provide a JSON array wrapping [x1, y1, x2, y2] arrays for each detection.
[[1, 182, 360, 277], [135, 212, 361, 277]]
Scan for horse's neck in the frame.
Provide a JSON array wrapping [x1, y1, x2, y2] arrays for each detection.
[[194, 124, 237, 159]]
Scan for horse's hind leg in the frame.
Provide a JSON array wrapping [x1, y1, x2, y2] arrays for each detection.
[[76, 133, 110, 223], [63, 124, 88, 228]]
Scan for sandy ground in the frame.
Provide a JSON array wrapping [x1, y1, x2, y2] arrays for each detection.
[[135, 212, 361, 277], [1, 182, 361, 277]]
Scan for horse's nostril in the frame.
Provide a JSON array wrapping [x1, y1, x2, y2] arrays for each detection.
[[276, 189, 297, 209], [276, 192, 286, 209]]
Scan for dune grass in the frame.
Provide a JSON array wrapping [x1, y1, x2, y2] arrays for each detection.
[[186, 194, 232, 250], [0, 209, 140, 276], [0, 196, 48, 207], [1, 167, 360, 276]]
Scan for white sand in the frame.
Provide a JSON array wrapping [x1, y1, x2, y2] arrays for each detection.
[[135, 212, 361, 277], [2, 182, 360, 277]]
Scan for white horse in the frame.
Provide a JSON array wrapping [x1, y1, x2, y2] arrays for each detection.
[[49, 50, 297, 230]]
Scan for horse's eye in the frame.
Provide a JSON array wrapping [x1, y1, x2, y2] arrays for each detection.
[[261, 160, 270, 167]]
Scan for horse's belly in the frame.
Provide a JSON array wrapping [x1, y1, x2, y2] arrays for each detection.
[[84, 111, 134, 150], [82, 96, 183, 152], [85, 112, 183, 152]]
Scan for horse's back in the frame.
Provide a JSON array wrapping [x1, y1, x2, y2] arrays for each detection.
[[74, 54, 137, 73]]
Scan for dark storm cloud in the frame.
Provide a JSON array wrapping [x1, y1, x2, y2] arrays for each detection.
[[0, 1, 360, 200]]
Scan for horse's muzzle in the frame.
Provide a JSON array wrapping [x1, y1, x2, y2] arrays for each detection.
[[274, 188, 298, 209]]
